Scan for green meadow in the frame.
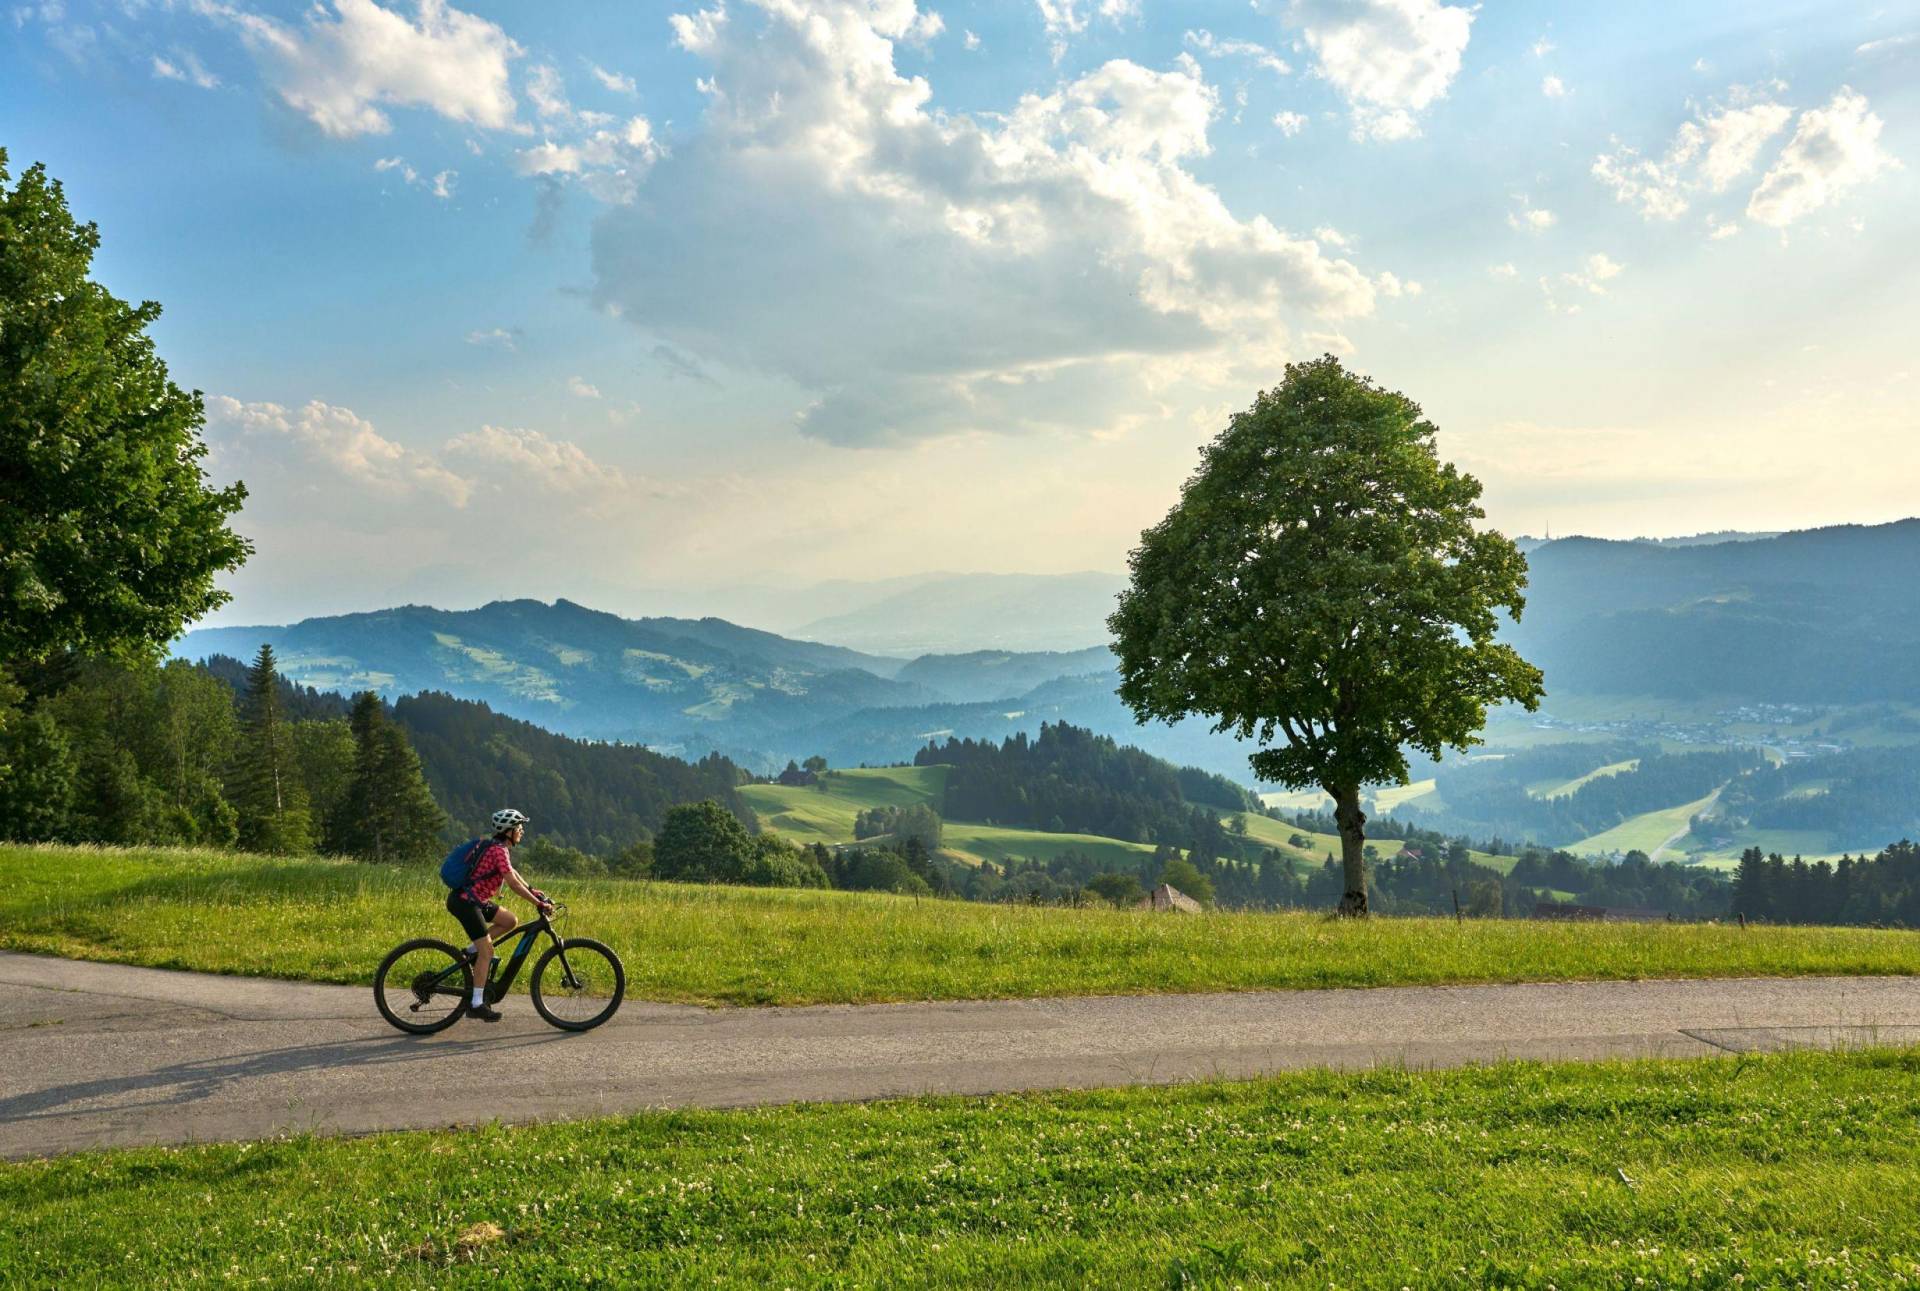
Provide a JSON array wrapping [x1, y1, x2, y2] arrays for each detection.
[[1568, 790, 1717, 860], [8, 1049, 1920, 1287], [737, 766, 950, 846], [4, 844, 1915, 1007]]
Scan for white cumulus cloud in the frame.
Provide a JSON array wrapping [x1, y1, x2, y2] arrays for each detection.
[[153, 50, 220, 88], [205, 395, 474, 505], [1541, 74, 1566, 98], [1184, 28, 1291, 76], [443, 424, 629, 494], [598, 0, 1381, 445], [1747, 88, 1894, 228], [374, 155, 419, 184], [1508, 205, 1555, 232], [1594, 91, 1797, 224], [201, 0, 522, 139], [589, 62, 637, 95], [516, 115, 665, 203], [1538, 252, 1623, 313], [1272, 110, 1308, 136], [1284, 0, 1474, 142]]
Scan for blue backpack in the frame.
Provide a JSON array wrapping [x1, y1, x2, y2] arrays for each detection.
[[439, 838, 489, 891]]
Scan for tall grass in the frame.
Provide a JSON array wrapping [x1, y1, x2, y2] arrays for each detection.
[[4, 844, 1916, 1005], [7, 1048, 1920, 1286]]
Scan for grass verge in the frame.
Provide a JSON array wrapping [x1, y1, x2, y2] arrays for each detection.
[[3, 844, 1917, 1007], [6, 1048, 1920, 1287]]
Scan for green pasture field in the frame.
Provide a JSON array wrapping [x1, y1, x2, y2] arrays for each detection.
[[9, 1049, 1920, 1288], [1370, 777, 1437, 811], [736, 766, 949, 844], [1257, 785, 1331, 813], [1532, 757, 1640, 800], [739, 766, 1162, 870], [1568, 789, 1718, 859], [5, 845, 1915, 1007], [938, 823, 1163, 871], [1231, 812, 1518, 876], [1685, 828, 1859, 871]]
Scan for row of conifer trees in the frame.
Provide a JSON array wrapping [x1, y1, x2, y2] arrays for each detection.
[[0, 645, 445, 861]]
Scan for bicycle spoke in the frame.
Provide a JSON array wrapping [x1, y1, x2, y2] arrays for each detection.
[[532, 941, 623, 1030], [377, 944, 468, 1032]]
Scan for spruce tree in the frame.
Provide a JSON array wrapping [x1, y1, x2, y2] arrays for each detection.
[[337, 692, 446, 862], [230, 644, 312, 854]]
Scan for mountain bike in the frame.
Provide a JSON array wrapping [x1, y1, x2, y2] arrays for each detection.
[[373, 901, 625, 1035]]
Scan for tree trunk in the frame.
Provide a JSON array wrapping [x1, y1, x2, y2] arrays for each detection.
[[1332, 784, 1369, 916]]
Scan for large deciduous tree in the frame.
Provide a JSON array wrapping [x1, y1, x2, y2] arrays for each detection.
[[0, 150, 250, 666], [1109, 357, 1544, 914], [652, 799, 752, 883]]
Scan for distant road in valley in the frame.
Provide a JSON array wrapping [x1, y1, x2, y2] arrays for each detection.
[[5, 951, 1917, 1159], [1651, 783, 1725, 863]]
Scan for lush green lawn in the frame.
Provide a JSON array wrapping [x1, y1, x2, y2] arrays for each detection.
[[8, 1048, 1920, 1287], [5, 845, 1918, 1007]]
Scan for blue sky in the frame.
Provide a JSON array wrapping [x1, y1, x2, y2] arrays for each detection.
[[5, 0, 1916, 626]]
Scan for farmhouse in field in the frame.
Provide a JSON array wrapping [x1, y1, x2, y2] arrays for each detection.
[[1138, 884, 1202, 913], [775, 762, 818, 786]]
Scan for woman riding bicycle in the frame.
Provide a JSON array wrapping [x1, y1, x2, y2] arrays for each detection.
[[448, 808, 553, 1023]]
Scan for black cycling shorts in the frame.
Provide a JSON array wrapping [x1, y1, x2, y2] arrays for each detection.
[[446, 889, 499, 942]]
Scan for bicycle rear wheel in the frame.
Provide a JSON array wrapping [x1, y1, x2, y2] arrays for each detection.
[[375, 938, 472, 1035], [530, 938, 625, 1031]]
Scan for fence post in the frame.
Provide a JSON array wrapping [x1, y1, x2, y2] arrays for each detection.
[[1737, 912, 1746, 930], [1451, 887, 1461, 923]]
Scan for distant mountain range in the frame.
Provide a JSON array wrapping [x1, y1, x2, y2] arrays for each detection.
[[787, 572, 1129, 655], [1510, 520, 1920, 703], [175, 520, 1920, 783]]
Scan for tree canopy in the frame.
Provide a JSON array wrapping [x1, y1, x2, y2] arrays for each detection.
[[0, 150, 249, 664], [1109, 357, 1543, 913]]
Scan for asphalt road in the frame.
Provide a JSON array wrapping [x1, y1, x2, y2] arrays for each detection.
[[5, 950, 1919, 1160]]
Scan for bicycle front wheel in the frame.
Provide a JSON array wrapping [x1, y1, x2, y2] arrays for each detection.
[[375, 938, 472, 1035], [530, 937, 625, 1031]]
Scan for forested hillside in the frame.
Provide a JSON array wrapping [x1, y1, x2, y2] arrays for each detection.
[[1513, 521, 1920, 702], [1414, 746, 1766, 846], [1732, 840, 1920, 925], [919, 723, 1255, 850], [395, 691, 750, 854], [175, 599, 936, 750]]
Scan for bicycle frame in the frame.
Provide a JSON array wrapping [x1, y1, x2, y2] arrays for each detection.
[[429, 907, 582, 1005]]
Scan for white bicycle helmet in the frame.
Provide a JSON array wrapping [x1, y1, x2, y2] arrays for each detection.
[[490, 808, 530, 834]]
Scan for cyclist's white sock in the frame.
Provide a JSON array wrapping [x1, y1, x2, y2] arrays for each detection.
[[471, 987, 486, 1007]]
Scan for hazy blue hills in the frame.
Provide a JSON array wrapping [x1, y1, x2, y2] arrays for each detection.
[[1514, 520, 1920, 702], [791, 572, 1128, 655], [173, 520, 1920, 782], [175, 599, 934, 747], [894, 647, 1115, 703]]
